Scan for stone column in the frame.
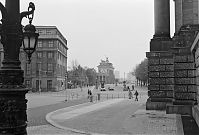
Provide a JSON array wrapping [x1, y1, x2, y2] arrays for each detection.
[[146, 0, 173, 110], [154, 0, 170, 38]]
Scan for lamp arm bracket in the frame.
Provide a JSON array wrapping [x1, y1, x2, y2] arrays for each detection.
[[20, 2, 35, 23], [0, 2, 8, 23]]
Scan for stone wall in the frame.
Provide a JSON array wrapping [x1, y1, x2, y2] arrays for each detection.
[[196, 48, 199, 104], [146, 51, 174, 110], [173, 48, 196, 105]]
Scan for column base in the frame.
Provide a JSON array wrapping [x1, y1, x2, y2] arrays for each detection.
[[166, 104, 192, 115], [146, 100, 167, 110]]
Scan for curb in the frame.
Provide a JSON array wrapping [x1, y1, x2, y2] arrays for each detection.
[[46, 99, 126, 135], [176, 115, 184, 135], [46, 102, 93, 134]]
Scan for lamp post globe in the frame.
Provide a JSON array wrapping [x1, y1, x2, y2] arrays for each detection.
[[23, 23, 39, 63]]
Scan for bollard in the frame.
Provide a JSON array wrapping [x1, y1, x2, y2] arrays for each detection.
[[97, 93, 100, 101], [112, 94, 113, 99], [107, 94, 108, 99], [90, 95, 93, 102]]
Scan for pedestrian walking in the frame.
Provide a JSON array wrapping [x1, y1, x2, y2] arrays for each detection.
[[134, 90, 139, 101], [88, 89, 90, 99], [89, 90, 93, 102]]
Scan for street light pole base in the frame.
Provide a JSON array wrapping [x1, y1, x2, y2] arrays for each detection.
[[0, 69, 28, 135]]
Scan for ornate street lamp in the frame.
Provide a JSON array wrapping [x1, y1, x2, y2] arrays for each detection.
[[23, 11, 39, 63], [0, 1, 38, 134]]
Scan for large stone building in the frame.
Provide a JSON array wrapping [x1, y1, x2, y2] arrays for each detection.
[[147, 0, 199, 126], [97, 58, 115, 85], [0, 26, 68, 92]]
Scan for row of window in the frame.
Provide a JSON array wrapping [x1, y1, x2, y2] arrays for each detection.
[[58, 42, 67, 54], [37, 52, 54, 59], [25, 79, 53, 89], [37, 40, 67, 54], [57, 64, 67, 76], [38, 29, 55, 35], [37, 52, 67, 62], [26, 63, 54, 75], [37, 41, 54, 48]]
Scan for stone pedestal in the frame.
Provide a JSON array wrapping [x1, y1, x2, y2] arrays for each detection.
[[146, 51, 174, 110]]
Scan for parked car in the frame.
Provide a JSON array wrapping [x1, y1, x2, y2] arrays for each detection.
[[101, 87, 106, 91], [108, 87, 114, 91]]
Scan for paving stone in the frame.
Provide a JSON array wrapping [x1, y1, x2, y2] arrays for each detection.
[[160, 85, 174, 91], [174, 70, 187, 77], [160, 58, 173, 65], [175, 92, 196, 100], [148, 58, 159, 65], [149, 72, 159, 77], [148, 85, 159, 91], [149, 65, 165, 72], [174, 55, 187, 62], [166, 91, 173, 98], [165, 65, 174, 71], [149, 78, 165, 85], [187, 85, 196, 92], [175, 85, 187, 92], [146, 52, 160, 58], [149, 91, 166, 98], [175, 78, 195, 84], [160, 72, 174, 78], [174, 63, 195, 70], [188, 70, 195, 77], [165, 78, 174, 84]]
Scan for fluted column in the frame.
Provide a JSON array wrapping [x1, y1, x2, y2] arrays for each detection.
[[154, 0, 170, 38]]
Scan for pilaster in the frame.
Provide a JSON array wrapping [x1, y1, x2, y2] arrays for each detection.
[[146, 51, 174, 110]]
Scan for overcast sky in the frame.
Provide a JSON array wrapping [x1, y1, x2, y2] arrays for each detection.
[[2, 0, 175, 77]]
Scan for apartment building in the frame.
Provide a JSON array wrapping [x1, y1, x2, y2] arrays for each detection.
[[0, 26, 68, 92]]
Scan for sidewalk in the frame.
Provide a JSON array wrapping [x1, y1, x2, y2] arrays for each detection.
[[28, 97, 184, 135]]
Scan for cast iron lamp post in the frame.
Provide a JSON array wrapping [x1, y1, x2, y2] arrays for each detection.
[[0, 0, 38, 134]]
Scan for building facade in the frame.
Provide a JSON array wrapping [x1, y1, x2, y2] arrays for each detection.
[[0, 26, 68, 92], [97, 58, 115, 85], [147, 0, 198, 116], [174, 0, 199, 32], [114, 70, 120, 79]]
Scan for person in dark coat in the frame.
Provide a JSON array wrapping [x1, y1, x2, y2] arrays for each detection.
[[134, 90, 139, 101]]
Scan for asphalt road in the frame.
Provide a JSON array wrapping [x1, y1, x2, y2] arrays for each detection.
[[57, 100, 145, 134], [27, 97, 89, 127], [27, 85, 147, 128]]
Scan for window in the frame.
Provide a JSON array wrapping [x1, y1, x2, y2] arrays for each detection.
[[38, 30, 43, 35], [48, 41, 53, 47], [25, 80, 31, 88], [46, 30, 52, 35], [58, 53, 60, 60], [36, 63, 42, 75], [38, 41, 42, 48], [47, 63, 53, 72], [47, 80, 52, 90], [26, 64, 31, 75], [37, 52, 42, 58], [47, 52, 53, 58]]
